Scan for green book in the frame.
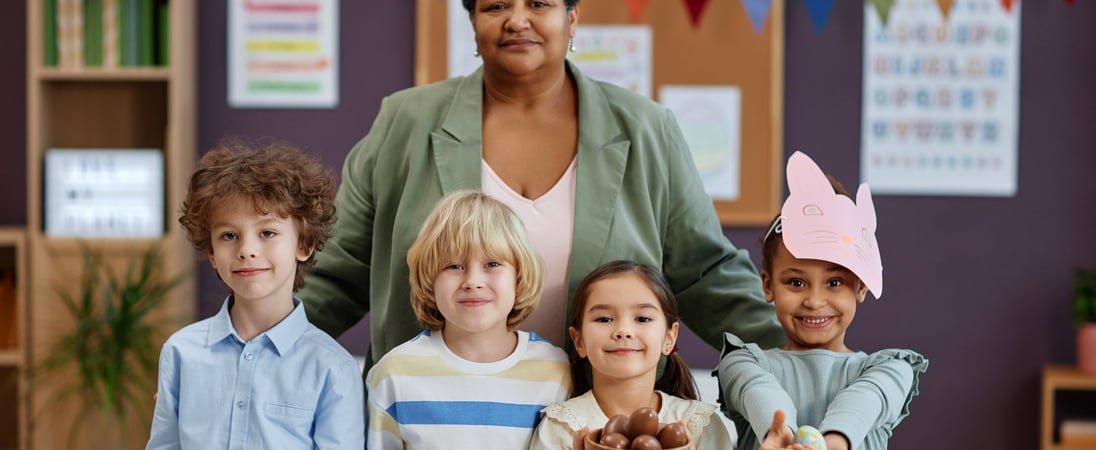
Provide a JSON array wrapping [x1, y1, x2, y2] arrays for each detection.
[[156, 0, 169, 66], [137, 0, 153, 66], [84, 0, 103, 66], [44, 0, 58, 66]]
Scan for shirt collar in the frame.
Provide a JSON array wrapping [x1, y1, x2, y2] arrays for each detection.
[[206, 295, 309, 356]]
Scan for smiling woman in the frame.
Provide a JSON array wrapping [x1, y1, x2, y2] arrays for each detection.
[[299, 0, 784, 381]]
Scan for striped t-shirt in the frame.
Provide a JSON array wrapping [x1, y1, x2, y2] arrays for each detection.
[[366, 329, 572, 450]]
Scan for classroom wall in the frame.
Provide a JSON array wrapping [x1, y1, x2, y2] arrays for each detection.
[[1, 1, 1093, 448]]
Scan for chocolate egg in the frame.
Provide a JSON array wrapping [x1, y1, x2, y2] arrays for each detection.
[[605, 414, 630, 437], [626, 407, 659, 438], [600, 432, 631, 449], [655, 422, 688, 448], [630, 434, 663, 450]]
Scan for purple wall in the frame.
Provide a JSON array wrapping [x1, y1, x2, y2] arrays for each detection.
[[1, 2, 26, 226], [2, 0, 1093, 448]]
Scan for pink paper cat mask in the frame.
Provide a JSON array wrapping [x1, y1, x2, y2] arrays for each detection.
[[778, 151, 883, 298]]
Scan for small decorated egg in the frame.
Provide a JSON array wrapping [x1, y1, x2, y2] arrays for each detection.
[[796, 425, 827, 450]]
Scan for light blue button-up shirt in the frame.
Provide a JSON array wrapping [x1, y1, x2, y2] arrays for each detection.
[[146, 296, 365, 449]]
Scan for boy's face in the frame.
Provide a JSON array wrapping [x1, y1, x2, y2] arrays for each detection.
[[433, 251, 516, 338], [569, 273, 678, 384], [762, 243, 867, 353], [208, 197, 311, 305]]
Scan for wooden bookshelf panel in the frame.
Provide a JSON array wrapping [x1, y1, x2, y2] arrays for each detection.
[[0, 244, 18, 352], [0, 366, 19, 449], [40, 80, 168, 150]]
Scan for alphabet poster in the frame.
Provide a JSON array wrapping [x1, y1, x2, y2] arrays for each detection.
[[860, 0, 1021, 196]]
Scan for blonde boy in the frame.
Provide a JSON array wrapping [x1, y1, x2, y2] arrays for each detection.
[[366, 190, 572, 450]]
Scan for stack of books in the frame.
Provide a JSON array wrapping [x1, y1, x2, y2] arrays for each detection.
[[45, 0, 171, 68], [1061, 419, 1096, 448]]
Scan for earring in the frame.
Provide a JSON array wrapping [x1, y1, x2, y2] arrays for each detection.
[[569, 38, 576, 53], [473, 48, 480, 57]]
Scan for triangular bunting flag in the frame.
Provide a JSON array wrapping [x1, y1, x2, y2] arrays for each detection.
[[1065, 0, 1074, 5], [625, 0, 650, 24], [740, 0, 773, 33], [804, 0, 836, 34], [1000, 0, 1014, 11], [870, 0, 896, 25], [683, 0, 711, 28], [935, 0, 955, 19]]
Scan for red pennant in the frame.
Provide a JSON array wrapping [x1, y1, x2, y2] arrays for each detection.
[[626, 0, 650, 23], [1065, 0, 1075, 5], [683, 0, 712, 28], [1000, 0, 1013, 11]]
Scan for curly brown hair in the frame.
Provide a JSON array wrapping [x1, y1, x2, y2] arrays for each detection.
[[178, 137, 336, 290]]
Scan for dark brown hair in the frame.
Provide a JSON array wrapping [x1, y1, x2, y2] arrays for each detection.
[[568, 260, 698, 400], [178, 137, 336, 290]]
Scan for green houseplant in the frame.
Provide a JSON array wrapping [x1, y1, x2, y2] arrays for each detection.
[[31, 243, 188, 448], [1074, 268, 1096, 375]]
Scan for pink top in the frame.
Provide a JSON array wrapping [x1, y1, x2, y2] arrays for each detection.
[[481, 158, 577, 347]]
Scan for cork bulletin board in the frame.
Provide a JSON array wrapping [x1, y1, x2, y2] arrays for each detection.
[[415, 1, 784, 226]]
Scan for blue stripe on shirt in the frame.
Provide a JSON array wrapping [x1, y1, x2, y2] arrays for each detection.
[[386, 401, 543, 428]]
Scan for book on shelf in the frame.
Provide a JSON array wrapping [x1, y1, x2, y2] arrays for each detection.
[[43, 0, 169, 67]]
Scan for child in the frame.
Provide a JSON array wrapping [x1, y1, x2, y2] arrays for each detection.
[[530, 260, 735, 450], [716, 151, 928, 450], [365, 190, 572, 449], [146, 139, 365, 449]]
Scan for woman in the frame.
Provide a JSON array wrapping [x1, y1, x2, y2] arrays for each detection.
[[300, 0, 783, 369]]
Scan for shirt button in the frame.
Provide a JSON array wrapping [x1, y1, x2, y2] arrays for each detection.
[[237, 401, 245, 409], [244, 352, 254, 361]]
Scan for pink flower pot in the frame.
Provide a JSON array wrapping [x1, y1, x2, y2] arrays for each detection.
[[1079, 323, 1096, 375]]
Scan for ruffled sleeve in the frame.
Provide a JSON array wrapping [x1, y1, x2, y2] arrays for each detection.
[[716, 332, 799, 446], [818, 349, 929, 450]]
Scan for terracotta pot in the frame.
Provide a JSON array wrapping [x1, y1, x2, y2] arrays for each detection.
[[1079, 323, 1096, 375], [585, 428, 690, 450]]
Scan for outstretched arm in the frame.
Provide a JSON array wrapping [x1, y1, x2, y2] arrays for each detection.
[[818, 354, 919, 448], [717, 340, 798, 444]]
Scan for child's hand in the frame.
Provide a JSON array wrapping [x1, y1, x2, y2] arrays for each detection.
[[572, 426, 589, 450], [759, 410, 810, 450], [823, 432, 850, 450]]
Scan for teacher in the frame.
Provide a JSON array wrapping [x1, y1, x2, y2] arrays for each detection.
[[300, 0, 783, 368]]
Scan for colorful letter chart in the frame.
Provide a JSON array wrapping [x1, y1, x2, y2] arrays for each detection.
[[861, 0, 1020, 196]]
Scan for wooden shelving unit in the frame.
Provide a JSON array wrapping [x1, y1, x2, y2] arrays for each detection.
[[0, 229, 27, 450], [1041, 365, 1096, 450], [24, 1, 195, 449]]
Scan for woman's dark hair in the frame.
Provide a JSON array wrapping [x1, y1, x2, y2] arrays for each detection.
[[568, 260, 698, 400], [462, 0, 579, 14]]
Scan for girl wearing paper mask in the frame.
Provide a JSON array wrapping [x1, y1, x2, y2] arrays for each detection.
[[716, 152, 928, 450]]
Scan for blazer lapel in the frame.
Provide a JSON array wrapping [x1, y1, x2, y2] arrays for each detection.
[[568, 62, 630, 291], [432, 68, 485, 194]]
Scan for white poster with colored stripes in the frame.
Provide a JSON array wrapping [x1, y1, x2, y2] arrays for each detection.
[[861, 0, 1021, 196], [229, 0, 339, 108]]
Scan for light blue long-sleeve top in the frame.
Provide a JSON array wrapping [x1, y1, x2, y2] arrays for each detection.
[[146, 296, 365, 450], [716, 333, 928, 450]]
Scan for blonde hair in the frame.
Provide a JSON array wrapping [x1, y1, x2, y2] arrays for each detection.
[[406, 191, 544, 330]]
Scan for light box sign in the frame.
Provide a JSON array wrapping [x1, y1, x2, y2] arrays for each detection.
[[44, 149, 165, 238]]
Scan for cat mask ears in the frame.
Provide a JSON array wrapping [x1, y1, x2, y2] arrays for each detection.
[[776, 151, 883, 299]]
